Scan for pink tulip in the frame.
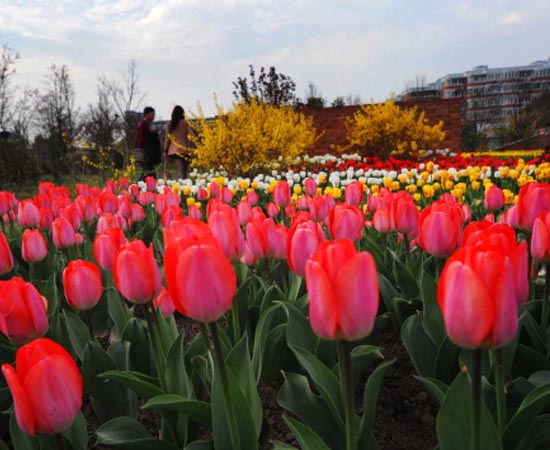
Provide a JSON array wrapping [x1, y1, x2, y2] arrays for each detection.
[[304, 178, 318, 196], [145, 176, 157, 192], [484, 185, 505, 210], [344, 181, 364, 206], [207, 202, 244, 260], [273, 180, 291, 207], [306, 239, 379, 341], [328, 203, 364, 241], [113, 240, 161, 304], [391, 192, 419, 238], [532, 213, 550, 263], [517, 182, 550, 231], [99, 191, 119, 214], [0, 232, 14, 275], [51, 217, 78, 248], [21, 229, 48, 263], [437, 245, 518, 349], [153, 287, 176, 318], [93, 227, 126, 272], [286, 220, 325, 277], [418, 200, 464, 258], [266, 202, 280, 218], [165, 236, 236, 322], [17, 200, 40, 228]]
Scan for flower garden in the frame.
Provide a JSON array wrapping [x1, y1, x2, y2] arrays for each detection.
[[2, 149, 550, 450]]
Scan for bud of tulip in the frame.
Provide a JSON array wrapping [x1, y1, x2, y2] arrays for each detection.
[[93, 227, 126, 272], [0, 231, 14, 275], [17, 200, 40, 228], [153, 287, 176, 318], [286, 220, 325, 277], [517, 182, 550, 231], [63, 260, 103, 310], [484, 185, 505, 210], [328, 203, 364, 241], [344, 181, 364, 206], [52, 217, 78, 248], [2, 338, 83, 435], [273, 180, 291, 207]]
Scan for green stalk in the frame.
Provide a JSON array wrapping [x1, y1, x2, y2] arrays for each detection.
[[338, 340, 356, 450], [494, 348, 506, 434], [55, 433, 67, 450], [471, 349, 482, 450], [541, 264, 550, 335], [208, 322, 241, 450]]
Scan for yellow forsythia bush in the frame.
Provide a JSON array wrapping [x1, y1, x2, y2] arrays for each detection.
[[188, 100, 320, 177], [340, 99, 446, 160]]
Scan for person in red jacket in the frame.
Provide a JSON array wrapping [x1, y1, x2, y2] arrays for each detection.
[[135, 106, 161, 180]]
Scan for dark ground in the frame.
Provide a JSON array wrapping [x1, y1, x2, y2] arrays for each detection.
[[84, 317, 438, 449]]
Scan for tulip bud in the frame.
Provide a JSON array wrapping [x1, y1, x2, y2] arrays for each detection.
[[63, 260, 103, 310], [21, 229, 48, 263]]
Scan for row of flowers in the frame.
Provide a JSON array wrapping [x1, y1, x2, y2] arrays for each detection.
[[1, 151, 550, 449]]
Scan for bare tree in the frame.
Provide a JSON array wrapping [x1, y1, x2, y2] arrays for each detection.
[[35, 64, 79, 179], [98, 59, 146, 165], [0, 45, 19, 131], [405, 72, 427, 91], [232, 65, 297, 106], [303, 82, 325, 108], [344, 94, 363, 106]]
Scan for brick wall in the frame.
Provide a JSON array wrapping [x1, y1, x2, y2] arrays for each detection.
[[301, 98, 464, 156]]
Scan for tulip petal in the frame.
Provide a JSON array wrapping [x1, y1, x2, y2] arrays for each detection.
[[335, 253, 379, 341], [306, 260, 338, 340], [2, 364, 36, 436], [438, 261, 495, 349]]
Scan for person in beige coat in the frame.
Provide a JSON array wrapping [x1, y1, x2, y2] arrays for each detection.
[[164, 105, 191, 179]]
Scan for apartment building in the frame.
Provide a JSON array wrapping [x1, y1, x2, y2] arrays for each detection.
[[400, 58, 550, 130]]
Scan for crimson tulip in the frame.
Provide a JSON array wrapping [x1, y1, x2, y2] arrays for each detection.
[[0, 231, 14, 275], [305, 239, 379, 341], [437, 245, 518, 349], [2, 338, 83, 436], [0, 277, 48, 345], [113, 240, 162, 304], [21, 229, 48, 263], [165, 236, 236, 322], [63, 260, 103, 310]]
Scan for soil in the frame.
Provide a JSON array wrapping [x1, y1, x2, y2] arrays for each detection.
[[84, 317, 438, 450]]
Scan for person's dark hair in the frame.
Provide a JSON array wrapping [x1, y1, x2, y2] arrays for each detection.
[[143, 106, 155, 115], [168, 105, 185, 133]]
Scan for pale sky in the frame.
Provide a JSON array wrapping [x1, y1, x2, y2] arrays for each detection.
[[1, 0, 549, 119]]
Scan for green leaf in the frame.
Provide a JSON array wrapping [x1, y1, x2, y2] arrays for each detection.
[[226, 335, 263, 436], [391, 251, 420, 299], [401, 314, 437, 377], [252, 303, 285, 383], [527, 371, 550, 387], [81, 341, 136, 422], [107, 288, 131, 340], [283, 416, 332, 450], [358, 359, 396, 446], [277, 372, 344, 449], [61, 411, 88, 450], [503, 384, 550, 450], [435, 338, 461, 385], [350, 345, 384, 386], [512, 344, 550, 377], [512, 414, 550, 450], [287, 271, 303, 304], [519, 307, 546, 354], [142, 394, 211, 426], [184, 441, 214, 450], [95, 416, 179, 450], [272, 442, 298, 450], [0, 439, 9, 450], [122, 317, 152, 375], [437, 371, 503, 450], [164, 332, 193, 397], [421, 272, 445, 346], [43, 272, 59, 315], [288, 344, 344, 428], [283, 302, 318, 355], [416, 376, 449, 405], [62, 310, 91, 361], [99, 370, 163, 399], [9, 413, 39, 450]]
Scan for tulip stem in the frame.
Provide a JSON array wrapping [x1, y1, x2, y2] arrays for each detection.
[[338, 340, 356, 450], [471, 349, 482, 450], [494, 348, 506, 434], [55, 433, 67, 450], [542, 264, 550, 335], [208, 322, 241, 450]]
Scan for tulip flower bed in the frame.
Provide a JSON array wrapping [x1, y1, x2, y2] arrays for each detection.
[[2, 150, 550, 450]]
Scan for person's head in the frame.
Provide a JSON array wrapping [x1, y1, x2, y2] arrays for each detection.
[[168, 105, 185, 132], [143, 106, 155, 122]]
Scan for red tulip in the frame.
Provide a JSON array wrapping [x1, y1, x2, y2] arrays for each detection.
[[437, 245, 518, 349], [308, 194, 334, 222], [145, 176, 157, 192], [163, 217, 213, 249], [113, 240, 161, 304], [391, 192, 419, 238], [306, 239, 379, 341], [517, 182, 550, 231], [21, 229, 48, 263], [236, 201, 252, 225], [161, 206, 183, 228], [117, 195, 132, 218], [0, 277, 48, 345], [207, 202, 244, 260], [532, 213, 550, 263], [39, 208, 54, 230], [153, 287, 175, 318], [304, 178, 318, 196], [484, 185, 505, 210], [266, 202, 280, 218], [75, 195, 96, 223], [99, 191, 119, 214], [418, 200, 464, 258], [93, 227, 126, 272], [165, 236, 236, 322], [63, 260, 103, 310], [286, 220, 325, 277], [372, 208, 391, 233], [0, 231, 14, 275], [328, 203, 364, 241], [2, 338, 83, 435]]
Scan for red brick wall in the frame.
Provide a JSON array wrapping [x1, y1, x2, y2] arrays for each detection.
[[302, 98, 464, 156]]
